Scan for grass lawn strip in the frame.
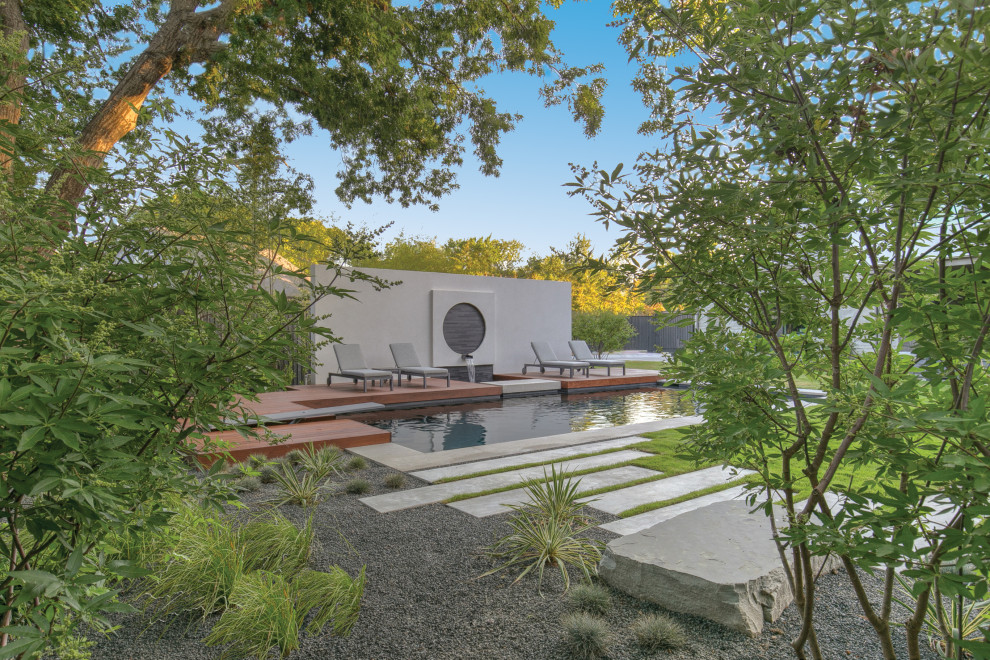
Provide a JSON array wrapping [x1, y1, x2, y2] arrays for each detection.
[[433, 445, 641, 483], [444, 428, 711, 504], [618, 477, 751, 518]]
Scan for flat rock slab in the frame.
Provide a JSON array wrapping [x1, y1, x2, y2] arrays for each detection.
[[449, 466, 660, 518], [582, 465, 752, 515], [411, 437, 648, 483], [350, 416, 703, 472], [359, 449, 650, 513], [600, 499, 826, 636], [599, 484, 749, 536]]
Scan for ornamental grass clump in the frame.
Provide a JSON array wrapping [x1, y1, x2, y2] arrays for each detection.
[[630, 612, 687, 651], [298, 443, 343, 480], [383, 472, 406, 489], [345, 478, 371, 495], [567, 583, 612, 615], [483, 467, 604, 592], [560, 612, 610, 660], [346, 456, 368, 471]]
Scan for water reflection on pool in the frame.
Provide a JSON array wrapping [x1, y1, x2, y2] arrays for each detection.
[[352, 387, 695, 453]]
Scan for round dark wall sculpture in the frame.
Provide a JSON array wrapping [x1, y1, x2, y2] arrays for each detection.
[[443, 303, 486, 355]]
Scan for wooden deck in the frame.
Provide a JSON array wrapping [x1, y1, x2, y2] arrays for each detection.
[[494, 369, 662, 391], [197, 419, 390, 465]]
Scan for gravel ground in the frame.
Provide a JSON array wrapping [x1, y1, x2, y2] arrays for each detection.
[[92, 461, 940, 660]]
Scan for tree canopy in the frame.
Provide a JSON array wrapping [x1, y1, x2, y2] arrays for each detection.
[[574, 0, 990, 657]]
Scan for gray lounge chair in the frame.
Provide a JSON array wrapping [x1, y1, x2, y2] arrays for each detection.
[[569, 340, 626, 376], [327, 344, 393, 392], [523, 341, 590, 377], [389, 343, 450, 388]]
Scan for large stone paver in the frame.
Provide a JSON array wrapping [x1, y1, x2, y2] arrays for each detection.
[[410, 437, 648, 483], [350, 416, 703, 472], [582, 465, 753, 515], [359, 450, 651, 513], [599, 500, 838, 636], [599, 485, 749, 536], [449, 466, 660, 518]]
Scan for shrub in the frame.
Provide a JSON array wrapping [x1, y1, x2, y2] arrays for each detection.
[[345, 479, 371, 495], [271, 463, 329, 507], [560, 612, 610, 660], [572, 310, 637, 357], [383, 473, 406, 489], [567, 583, 612, 616], [483, 468, 604, 592], [630, 612, 687, 651], [298, 443, 343, 480], [346, 456, 368, 471]]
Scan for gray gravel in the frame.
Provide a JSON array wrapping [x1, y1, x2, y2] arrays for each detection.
[[93, 462, 940, 660]]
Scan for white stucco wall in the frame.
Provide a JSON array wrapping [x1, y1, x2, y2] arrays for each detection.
[[309, 267, 572, 379]]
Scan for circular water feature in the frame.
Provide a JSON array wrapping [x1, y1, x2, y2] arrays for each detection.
[[442, 303, 486, 355]]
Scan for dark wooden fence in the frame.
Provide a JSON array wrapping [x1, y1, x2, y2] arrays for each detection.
[[624, 313, 695, 353]]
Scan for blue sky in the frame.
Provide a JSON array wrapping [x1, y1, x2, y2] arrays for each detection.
[[283, 0, 659, 259]]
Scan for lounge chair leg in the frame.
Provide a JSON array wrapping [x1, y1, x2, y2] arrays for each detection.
[[446, 375, 450, 387], [422, 375, 427, 389], [389, 377, 393, 391]]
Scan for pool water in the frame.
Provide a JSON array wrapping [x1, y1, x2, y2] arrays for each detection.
[[352, 387, 695, 453]]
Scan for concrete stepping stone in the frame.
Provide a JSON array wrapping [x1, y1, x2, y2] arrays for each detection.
[[411, 437, 649, 483], [599, 499, 838, 636], [359, 449, 650, 513], [350, 416, 703, 472], [599, 485, 749, 536], [582, 465, 753, 515], [449, 466, 660, 518]]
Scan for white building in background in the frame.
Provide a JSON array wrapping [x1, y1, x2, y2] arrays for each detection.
[[309, 267, 572, 383]]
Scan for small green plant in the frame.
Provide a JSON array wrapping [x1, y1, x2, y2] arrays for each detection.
[[283, 449, 308, 466], [248, 453, 271, 468], [345, 478, 371, 495], [298, 443, 343, 480], [630, 612, 687, 651], [235, 475, 263, 493], [482, 468, 603, 592], [259, 464, 279, 484], [567, 583, 612, 615], [561, 612, 610, 660], [383, 473, 406, 489], [346, 455, 368, 471], [897, 569, 990, 659], [271, 463, 329, 507]]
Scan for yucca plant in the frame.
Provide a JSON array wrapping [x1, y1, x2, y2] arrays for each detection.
[[897, 569, 990, 659], [516, 465, 594, 526], [270, 463, 329, 507], [297, 443, 343, 480]]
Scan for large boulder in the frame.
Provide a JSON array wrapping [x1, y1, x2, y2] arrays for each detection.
[[599, 499, 831, 636]]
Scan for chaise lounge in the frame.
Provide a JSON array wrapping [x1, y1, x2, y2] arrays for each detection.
[[569, 339, 626, 376], [390, 343, 451, 388], [523, 341, 590, 377], [327, 343, 394, 392]]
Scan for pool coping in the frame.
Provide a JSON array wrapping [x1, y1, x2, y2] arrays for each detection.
[[348, 415, 704, 472]]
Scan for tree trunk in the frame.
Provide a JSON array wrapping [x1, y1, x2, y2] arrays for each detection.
[[0, 0, 29, 175]]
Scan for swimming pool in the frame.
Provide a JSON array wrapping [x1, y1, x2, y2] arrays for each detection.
[[350, 387, 695, 453]]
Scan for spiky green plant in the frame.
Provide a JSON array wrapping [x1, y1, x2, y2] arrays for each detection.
[[567, 583, 612, 615], [283, 449, 307, 466], [298, 443, 343, 480], [482, 467, 603, 592], [344, 478, 371, 495], [270, 463, 329, 507], [630, 612, 687, 651], [561, 612, 610, 660]]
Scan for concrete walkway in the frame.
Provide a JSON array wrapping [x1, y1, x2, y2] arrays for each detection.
[[581, 466, 753, 515], [350, 416, 703, 472], [448, 466, 660, 518], [410, 437, 648, 483], [599, 484, 749, 535], [359, 449, 651, 513]]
